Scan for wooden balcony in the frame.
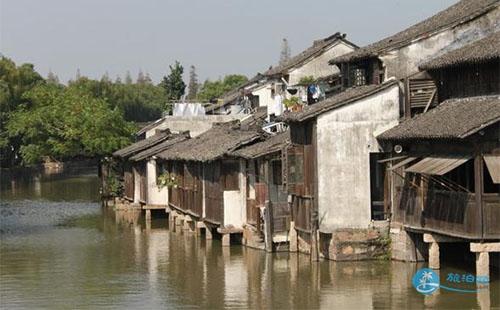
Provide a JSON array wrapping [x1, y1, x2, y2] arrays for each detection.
[[396, 185, 500, 239]]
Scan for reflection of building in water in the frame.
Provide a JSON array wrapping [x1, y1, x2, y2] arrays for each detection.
[[223, 253, 248, 308], [146, 230, 170, 289]]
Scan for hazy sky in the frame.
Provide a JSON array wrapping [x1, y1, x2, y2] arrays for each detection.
[[1, 0, 458, 84]]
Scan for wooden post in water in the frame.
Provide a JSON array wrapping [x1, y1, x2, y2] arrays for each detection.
[[264, 201, 273, 252]]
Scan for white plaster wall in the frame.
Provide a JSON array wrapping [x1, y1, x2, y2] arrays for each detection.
[[251, 83, 274, 108], [223, 160, 247, 228], [381, 7, 499, 80], [133, 166, 141, 204], [145, 115, 244, 138], [288, 41, 356, 86], [316, 84, 400, 232], [146, 159, 168, 205]]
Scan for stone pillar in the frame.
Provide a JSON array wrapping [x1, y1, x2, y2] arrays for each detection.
[[476, 252, 489, 280], [175, 215, 183, 227], [311, 231, 319, 262], [205, 227, 213, 240], [183, 217, 191, 231], [471, 242, 500, 285], [222, 234, 230, 247], [168, 211, 175, 228], [423, 234, 446, 270], [145, 209, 151, 222], [195, 222, 203, 236], [289, 221, 298, 252], [429, 241, 440, 269]]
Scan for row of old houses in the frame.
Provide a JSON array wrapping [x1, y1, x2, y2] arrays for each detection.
[[103, 0, 499, 280]]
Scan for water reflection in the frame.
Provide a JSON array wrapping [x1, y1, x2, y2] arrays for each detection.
[[1, 170, 499, 309]]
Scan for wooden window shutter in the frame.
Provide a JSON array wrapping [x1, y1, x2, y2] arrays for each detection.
[[408, 79, 438, 113]]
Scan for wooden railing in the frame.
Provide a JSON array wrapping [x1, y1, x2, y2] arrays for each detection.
[[397, 185, 484, 238]]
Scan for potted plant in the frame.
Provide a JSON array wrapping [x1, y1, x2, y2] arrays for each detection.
[[283, 96, 303, 112], [157, 172, 178, 189]]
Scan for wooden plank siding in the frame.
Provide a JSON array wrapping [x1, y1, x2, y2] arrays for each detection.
[[136, 163, 147, 203], [288, 121, 316, 232], [123, 163, 134, 201], [167, 161, 203, 218], [204, 161, 224, 225]]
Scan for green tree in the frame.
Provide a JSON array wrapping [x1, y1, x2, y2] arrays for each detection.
[[187, 65, 199, 100], [6, 83, 134, 164], [124, 71, 133, 84], [0, 57, 44, 166], [197, 74, 248, 102], [160, 61, 185, 103]]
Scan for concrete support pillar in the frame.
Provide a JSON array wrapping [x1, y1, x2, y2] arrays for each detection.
[[429, 241, 440, 269], [476, 252, 489, 281], [168, 211, 175, 228], [205, 227, 213, 240], [183, 217, 191, 231], [145, 209, 151, 231], [222, 234, 230, 247], [289, 221, 298, 252], [311, 231, 319, 262], [175, 215, 183, 227], [471, 242, 500, 286], [195, 222, 203, 236]]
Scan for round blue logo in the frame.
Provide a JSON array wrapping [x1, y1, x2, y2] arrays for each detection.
[[412, 268, 440, 295]]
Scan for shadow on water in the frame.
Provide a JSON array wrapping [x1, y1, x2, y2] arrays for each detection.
[[1, 169, 499, 309]]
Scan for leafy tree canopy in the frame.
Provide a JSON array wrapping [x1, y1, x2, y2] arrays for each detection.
[[197, 74, 248, 102], [6, 83, 134, 165], [160, 61, 186, 103]]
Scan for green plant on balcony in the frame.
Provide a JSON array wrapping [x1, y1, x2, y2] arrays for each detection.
[[283, 96, 303, 112], [157, 172, 178, 189]]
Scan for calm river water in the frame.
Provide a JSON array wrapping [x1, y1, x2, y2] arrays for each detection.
[[1, 168, 498, 309]]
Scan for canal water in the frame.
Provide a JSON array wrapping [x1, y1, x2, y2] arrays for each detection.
[[1, 168, 498, 309]]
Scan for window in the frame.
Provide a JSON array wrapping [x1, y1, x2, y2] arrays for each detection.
[[353, 68, 366, 86], [221, 160, 240, 191]]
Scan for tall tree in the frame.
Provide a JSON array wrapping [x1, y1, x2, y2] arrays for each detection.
[[279, 38, 291, 65], [161, 61, 186, 103], [101, 71, 110, 83], [137, 69, 146, 84], [144, 72, 153, 85], [124, 71, 133, 84], [187, 65, 198, 100], [47, 70, 59, 84], [75, 68, 82, 80]]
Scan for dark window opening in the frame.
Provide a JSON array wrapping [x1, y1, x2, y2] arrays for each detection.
[[221, 160, 240, 191], [271, 160, 282, 185], [483, 162, 499, 194], [370, 153, 388, 220], [438, 160, 475, 193]]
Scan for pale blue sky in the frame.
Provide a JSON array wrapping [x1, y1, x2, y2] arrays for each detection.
[[1, 0, 457, 84]]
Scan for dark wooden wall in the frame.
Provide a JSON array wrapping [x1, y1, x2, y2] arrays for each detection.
[[432, 61, 499, 101]]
